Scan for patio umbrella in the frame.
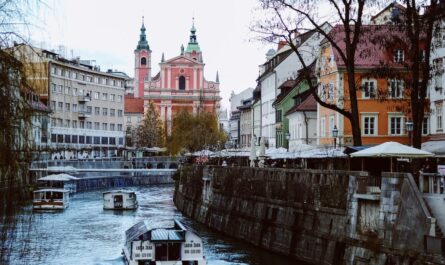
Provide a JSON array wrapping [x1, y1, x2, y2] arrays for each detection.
[[350, 141, 434, 172]]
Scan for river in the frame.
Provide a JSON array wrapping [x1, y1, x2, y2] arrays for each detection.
[[1, 185, 299, 265]]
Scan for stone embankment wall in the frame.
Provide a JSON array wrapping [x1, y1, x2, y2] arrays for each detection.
[[174, 166, 445, 264]]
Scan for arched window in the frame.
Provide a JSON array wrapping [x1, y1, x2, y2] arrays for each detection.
[[179, 76, 186, 90], [141, 57, 147, 66]]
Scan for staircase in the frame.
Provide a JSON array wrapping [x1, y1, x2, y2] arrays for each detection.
[[424, 198, 444, 238]]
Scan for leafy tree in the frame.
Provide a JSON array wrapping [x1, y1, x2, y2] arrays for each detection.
[[169, 109, 227, 155], [136, 101, 165, 148]]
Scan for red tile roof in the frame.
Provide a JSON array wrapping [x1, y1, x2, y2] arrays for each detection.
[[285, 94, 317, 116], [124, 96, 144, 114], [327, 24, 409, 69]]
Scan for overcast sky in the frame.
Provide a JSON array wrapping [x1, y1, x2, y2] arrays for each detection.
[[29, 0, 271, 109]]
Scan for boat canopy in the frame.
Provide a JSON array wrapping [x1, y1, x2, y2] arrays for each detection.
[[34, 188, 69, 193], [38, 173, 79, 182], [151, 229, 185, 242], [103, 190, 135, 195], [125, 219, 187, 245]]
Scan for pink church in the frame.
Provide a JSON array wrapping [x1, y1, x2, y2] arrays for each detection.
[[133, 19, 221, 133]]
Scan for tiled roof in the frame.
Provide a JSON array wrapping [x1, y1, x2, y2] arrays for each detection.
[[285, 94, 317, 115], [272, 79, 299, 106], [326, 24, 409, 69], [124, 96, 144, 114]]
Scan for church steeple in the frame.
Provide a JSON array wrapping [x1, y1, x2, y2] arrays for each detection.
[[136, 16, 150, 51], [186, 17, 201, 53], [216, 71, 219, 83]]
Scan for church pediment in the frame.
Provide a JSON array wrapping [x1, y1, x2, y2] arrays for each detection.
[[161, 55, 203, 66]]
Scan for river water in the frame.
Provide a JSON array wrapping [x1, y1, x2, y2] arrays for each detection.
[[2, 185, 298, 265]]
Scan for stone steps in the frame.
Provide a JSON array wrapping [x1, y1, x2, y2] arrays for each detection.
[[424, 198, 444, 238]]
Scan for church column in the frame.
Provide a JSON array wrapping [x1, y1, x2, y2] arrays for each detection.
[[167, 106, 172, 135], [160, 68, 164, 88], [167, 66, 171, 88], [160, 104, 165, 122], [193, 67, 197, 90]]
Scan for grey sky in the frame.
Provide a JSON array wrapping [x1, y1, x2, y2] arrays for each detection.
[[30, 0, 271, 109]]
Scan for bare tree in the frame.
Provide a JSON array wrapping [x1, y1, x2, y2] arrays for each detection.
[[253, 0, 371, 146], [136, 101, 165, 148]]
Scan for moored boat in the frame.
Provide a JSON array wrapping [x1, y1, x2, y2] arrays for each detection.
[[103, 190, 138, 210], [33, 188, 70, 210], [123, 219, 206, 265]]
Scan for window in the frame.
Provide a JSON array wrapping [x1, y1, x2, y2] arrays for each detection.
[[102, 108, 108, 116], [94, 136, 100, 144], [72, 104, 78, 112], [389, 116, 403, 135], [119, 137, 124, 145], [362, 79, 376, 99], [127, 117, 131, 122], [57, 118, 63, 127], [141, 57, 147, 65], [64, 135, 71, 143], [95, 107, 100, 115], [72, 87, 77, 96], [137, 116, 142, 122], [79, 121, 85, 129], [86, 121, 92, 129], [388, 79, 404, 98], [423, 117, 429, 135], [110, 124, 115, 131], [101, 137, 109, 145], [110, 109, 115, 117], [110, 94, 115, 101], [328, 82, 334, 100], [118, 110, 123, 117], [86, 106, 92, 114], [50, 101, 56, 110], [102, 93, 108, 100], [362, 115, 377, 135], [72, 120, 77, 128], [94, 122, 100, 130], [437, 104, 443, 131], [394, 49, 404, 63], [102, 123, 108, 130], [58, 85, 63, 93], [117, 95, 123, 102], [86, 136, 92, 144], [65, 87, 70, 94], [276, 110, 282, 123], [65, 103, 70, 112], [117, 124, 123, 131], [179, 76, 186, 90], [320, 117, 326, 137], [72, 135, 78, 144], [110, 137, 116, 145], [51, 83, 56, 92], [65, 119, 70, 128], [94, 92, 99, 99], [79, 135, 85, 144], [51, 118, 55, 126], [58, 102, 63, 111]]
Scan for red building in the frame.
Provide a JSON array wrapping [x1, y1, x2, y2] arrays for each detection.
[[133, 19, 221, 134]]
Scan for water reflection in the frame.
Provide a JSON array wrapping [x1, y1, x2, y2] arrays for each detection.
[[2, 185, 298, 265]]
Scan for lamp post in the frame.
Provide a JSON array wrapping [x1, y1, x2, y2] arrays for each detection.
[[332, 125, 339, 149], [285, 132, 290, 152], [406, 120, 413, 146]]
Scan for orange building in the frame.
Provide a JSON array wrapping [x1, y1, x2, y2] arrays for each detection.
[[317, 25, 428, 146]]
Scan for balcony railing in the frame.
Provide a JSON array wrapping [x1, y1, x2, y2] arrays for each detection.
[[78, 95, 91, 102], [77, 110, 92, 118]]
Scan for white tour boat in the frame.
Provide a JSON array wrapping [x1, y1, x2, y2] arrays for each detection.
[[103, 190, 138, 210], [123, 219, 206, 265], [33, 188, 70, 210]]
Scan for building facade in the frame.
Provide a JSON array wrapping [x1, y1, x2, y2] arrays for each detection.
[[16, 45, 126, 158], [134, 20, 221, 134], [124, 96, 144, 147], [229, 88, 254, 148]]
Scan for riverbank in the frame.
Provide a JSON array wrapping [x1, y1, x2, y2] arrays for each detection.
[[174, 165, 445, 264]]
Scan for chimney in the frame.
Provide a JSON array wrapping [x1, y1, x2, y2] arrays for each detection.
[[277, 40, 287, 51]]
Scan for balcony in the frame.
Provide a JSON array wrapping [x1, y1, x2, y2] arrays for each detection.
[[77, 110, 92, 119], [78, 95, 91, 102]]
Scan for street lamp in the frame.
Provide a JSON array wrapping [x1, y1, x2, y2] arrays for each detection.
[[332, 125, 339, 149], [406, 120, 413, 146], [285, 132, 290, 152]]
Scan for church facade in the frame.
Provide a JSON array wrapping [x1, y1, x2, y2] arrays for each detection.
[[133, 19, 221, 133]]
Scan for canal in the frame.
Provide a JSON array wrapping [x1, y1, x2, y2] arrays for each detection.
[[2, 185, 299, 265]]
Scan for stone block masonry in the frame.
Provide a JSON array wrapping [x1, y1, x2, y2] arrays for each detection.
[[174, 165, 445, 264]]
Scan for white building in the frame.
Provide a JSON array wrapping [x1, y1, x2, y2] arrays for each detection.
[[218, 108, 229, 134], [229, 88, 254, 148], [286, 94, 317, 150], [15, 44, 127, 159]]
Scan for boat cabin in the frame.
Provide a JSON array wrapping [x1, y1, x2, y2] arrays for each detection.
[[103, 190, 138, 210], [33, 188, 70, 210], [123, 219, 205, 265]]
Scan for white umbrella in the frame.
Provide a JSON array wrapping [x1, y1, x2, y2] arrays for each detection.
[[350, 142, 434, 158]]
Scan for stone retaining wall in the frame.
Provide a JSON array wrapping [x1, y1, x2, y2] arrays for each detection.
[[174, 165, 445, 264]]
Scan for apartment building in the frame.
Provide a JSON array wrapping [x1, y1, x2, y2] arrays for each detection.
[[15, 44, 127, 158]]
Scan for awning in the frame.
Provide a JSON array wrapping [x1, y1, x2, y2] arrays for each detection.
[[350, 141, 434, 158], [422, 141, 445, 156]]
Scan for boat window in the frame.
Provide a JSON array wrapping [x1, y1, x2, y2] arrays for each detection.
[[129, 193, 133, 198], [155, 243, 181, 261], [53, 192, 63, 200], [34, 192, 44, 200]]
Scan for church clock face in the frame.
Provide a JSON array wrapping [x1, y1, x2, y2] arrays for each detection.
[[180, 68, 185, 74], [210, 84, 214, 88]]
